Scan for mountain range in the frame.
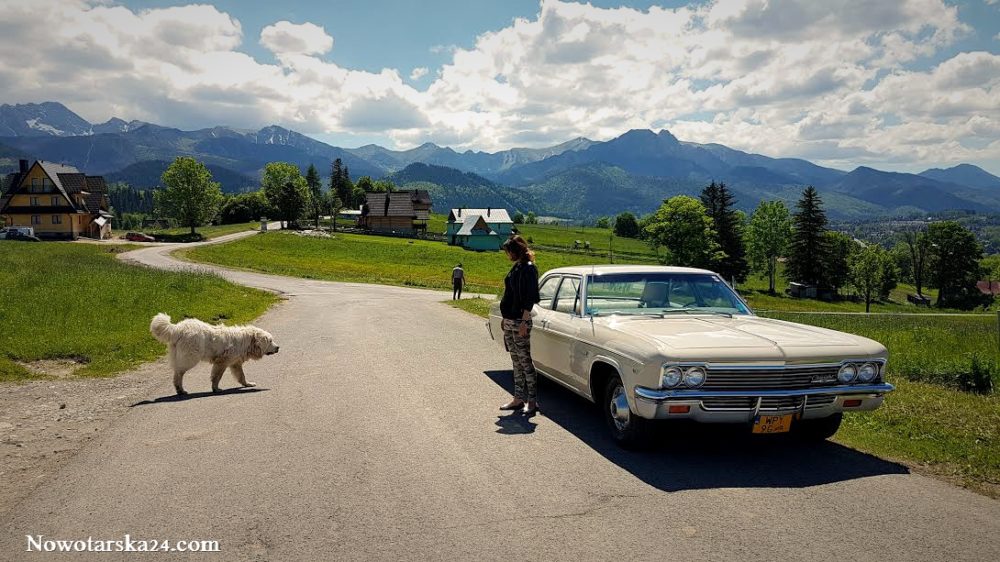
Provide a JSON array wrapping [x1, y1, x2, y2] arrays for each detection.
[[2, 101, 999, 221]]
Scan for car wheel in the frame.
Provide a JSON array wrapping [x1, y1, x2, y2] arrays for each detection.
[[603, 376, 648, 449], [797, 413, 843, 441]]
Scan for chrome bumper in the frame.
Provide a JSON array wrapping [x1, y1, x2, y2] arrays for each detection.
[[632, 383, 894, 422]]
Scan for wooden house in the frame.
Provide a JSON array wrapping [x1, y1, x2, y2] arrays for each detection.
[[1, 159, 112, 240], [358, 190, 431, 235], [446, 208, 513, 251]]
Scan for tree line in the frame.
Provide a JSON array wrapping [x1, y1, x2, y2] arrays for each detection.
[[115, 156, 396, 233], [591, 183, 988, 311]]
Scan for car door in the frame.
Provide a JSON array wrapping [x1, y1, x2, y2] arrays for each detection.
[[535, 276, 587, 392], [489, 274, 558, 351]]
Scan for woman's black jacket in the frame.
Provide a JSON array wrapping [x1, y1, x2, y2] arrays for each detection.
[[500, 261, 540, 320]]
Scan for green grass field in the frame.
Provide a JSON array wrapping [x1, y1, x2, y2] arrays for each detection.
[[759, 312, 999, 392], [129, 221, 260, 242], [427, 213, 658, 261], [182, 231, 638, 294], [0, 242, 278, 381]]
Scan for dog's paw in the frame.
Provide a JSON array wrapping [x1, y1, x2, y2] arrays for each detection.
[[212, 387, 221, 393], [242, 382, 258, 388], [175, 389, 188, 396]]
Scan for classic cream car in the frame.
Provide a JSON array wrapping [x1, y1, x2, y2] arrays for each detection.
[[487, 265, 893, 447]]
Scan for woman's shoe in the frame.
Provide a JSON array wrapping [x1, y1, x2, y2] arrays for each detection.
[[523, 401, 539, 415], [500, 400, 525, 411]]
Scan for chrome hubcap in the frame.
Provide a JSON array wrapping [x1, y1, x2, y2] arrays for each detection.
[[609, 384, 631, 431]]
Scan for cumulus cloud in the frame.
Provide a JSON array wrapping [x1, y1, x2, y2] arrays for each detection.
[[0, 0, 996, 172], [260, 21, 333, 56]]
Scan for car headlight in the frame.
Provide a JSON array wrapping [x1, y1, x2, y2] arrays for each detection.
[[857, 362, 878, 383], [662, 366, 683, 388], [683, 367, 706, 387], [838, 363, 858, 384]]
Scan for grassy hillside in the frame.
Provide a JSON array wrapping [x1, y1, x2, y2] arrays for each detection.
[[182, 231, 630, 294], [0, 243, 277, 381]]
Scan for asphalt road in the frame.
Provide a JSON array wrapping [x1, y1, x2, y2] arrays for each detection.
[[3, 230, 999, 561]]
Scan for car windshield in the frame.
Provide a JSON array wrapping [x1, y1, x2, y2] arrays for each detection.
[[585, 272, 752, 316]]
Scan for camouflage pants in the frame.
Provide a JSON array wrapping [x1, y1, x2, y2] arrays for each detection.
[[502, 318, 537, 401]]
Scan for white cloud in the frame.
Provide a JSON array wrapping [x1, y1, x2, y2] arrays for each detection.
[[0, 0, 996, 172], [260, 21, 333, 57]]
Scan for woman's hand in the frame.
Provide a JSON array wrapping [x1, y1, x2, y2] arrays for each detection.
[[518, 322, 528, 338]]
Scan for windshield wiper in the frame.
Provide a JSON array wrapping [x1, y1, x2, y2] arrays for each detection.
[[652, 309, 734, 318]]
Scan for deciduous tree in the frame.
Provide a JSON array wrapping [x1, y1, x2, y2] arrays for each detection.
[[644, 195, 722, 269], [746, 200, 792, 294], [903, 229, 931, 296], [927, 221, 988, 309], [823, 231, 854, 294], [155, 156, 223, 235], [262, 162, 310, 229], [613, 211, 639, 238], [849, 245, 893, 313]]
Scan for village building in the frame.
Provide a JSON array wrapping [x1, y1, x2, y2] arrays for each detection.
[[446, 207, 513, 251], [1, 159, 112, 240], [358, 190, 431, 235]]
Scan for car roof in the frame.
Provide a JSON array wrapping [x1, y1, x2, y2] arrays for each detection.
[[541, 265, 719, 277]]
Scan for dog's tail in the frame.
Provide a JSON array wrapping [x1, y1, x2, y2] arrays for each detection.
[[150, 313, 174, 344]]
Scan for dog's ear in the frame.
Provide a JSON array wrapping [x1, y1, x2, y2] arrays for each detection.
[[249, 332, 264, 360]]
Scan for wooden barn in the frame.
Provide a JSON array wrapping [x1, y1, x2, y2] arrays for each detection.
[[358, 190, 431, 235]]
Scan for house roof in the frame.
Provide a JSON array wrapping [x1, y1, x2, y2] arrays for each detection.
[[456, 214, 497, 236], [364, 190, 433, 220], [449, 208, 512, 224], [0, 161, 109, 216]]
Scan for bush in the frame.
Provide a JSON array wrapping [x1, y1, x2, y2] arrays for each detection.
[[959, 354, 996, 394], [220, 191, 275, 224]]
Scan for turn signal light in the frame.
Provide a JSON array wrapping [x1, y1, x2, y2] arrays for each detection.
[[843, 399, 862, 408], [668, 405, 690, 414]]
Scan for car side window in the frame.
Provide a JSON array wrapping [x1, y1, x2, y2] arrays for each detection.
[[538, 276, 560, 309], [554, 277, 581, 314]]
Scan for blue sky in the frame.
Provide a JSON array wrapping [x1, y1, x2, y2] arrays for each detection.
[[2, 0, 999, 173]]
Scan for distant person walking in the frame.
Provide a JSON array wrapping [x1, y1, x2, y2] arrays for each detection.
[[499, 235, 541, 415], [452, 263, 465, 300]]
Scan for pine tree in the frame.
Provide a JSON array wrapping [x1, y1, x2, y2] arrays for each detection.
[[700, 181, 749, 283], [330, 158, 353, 209], [787, 186, 829, 286], [305, 163, 324, 229]]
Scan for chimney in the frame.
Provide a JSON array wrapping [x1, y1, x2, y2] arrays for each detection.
[[19, 159, 28, 174], [487, 207, 491, 217], [458, 208, 462, 217]]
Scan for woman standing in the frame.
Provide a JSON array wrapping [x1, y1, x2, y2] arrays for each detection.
[[499, 235, 541, 415]]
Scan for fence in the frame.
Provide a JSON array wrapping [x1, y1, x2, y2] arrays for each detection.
[[756, 310, 998, 393]]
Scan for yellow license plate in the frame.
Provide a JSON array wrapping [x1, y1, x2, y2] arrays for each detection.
[[752, 414, 794, 434]]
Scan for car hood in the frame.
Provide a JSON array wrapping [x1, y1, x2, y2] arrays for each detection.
[[603, 314, 885, 362]]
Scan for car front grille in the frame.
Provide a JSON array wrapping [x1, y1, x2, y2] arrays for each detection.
[[700, 394, 838, 412], [702, 365, 841, 391]]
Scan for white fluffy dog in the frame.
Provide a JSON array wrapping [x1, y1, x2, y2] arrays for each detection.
[[150, 313, 280, 395]]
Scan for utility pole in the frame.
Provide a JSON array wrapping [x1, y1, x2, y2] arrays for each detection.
[[609, 231, 614, 264]]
